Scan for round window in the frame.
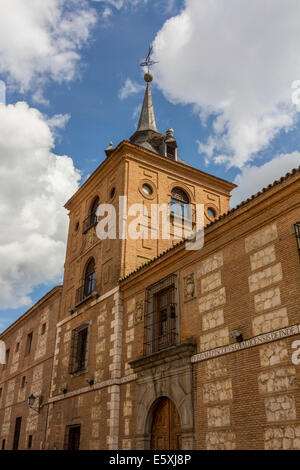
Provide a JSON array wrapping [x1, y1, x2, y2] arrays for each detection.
[[207, 207, 216, 218], [142, 183, 153, 196]]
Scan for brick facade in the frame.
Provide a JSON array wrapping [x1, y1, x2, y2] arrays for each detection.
[[0, 136, 299, 450], [0, 287, 61, 450]]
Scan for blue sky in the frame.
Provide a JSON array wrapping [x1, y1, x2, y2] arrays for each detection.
[[0, 0, 300, 331]]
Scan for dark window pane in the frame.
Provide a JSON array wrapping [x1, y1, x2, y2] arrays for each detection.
[[25, 333, 33, 355], [13, 417, 22, 450], [67, 425, 81, 450]]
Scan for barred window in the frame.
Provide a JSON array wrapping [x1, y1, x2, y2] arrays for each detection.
[[144, 274, 179, 355], [69, 324, 89, 374]]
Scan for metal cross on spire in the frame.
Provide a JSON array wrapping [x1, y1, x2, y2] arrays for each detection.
[[140, 46, 158, 73]]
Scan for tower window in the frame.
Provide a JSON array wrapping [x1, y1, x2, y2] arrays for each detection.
[[76, 258, 95, 305], [83, 196, 99, 233], [21, 376, 26, 388], [84, 258, 95, 298], [170, 187, 189, 218]]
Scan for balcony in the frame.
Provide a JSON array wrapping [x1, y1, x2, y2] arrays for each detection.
[[75, 285, 92, 306], [144, 329, 178, 356], [75, 276, 95, 307], [82, 213, 98, 234], [129, 342, 196, 373]]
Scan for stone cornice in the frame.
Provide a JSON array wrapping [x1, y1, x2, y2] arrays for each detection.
[[64, 140, 236, 210], [129, 342, 197, 372]]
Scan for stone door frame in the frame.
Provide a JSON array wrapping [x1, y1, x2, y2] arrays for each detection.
[[131, 347, 196, 450]]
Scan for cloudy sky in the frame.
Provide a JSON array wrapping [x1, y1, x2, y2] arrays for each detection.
[[0, 0, 300, 331]]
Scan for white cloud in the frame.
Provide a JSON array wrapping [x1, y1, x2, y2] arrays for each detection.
[[32, 89, 50, 107], [0, 0, 97, 92], [153, 0, 300, 168], [47, 113, 71, 131], [119, 78, 144, 100], [0, 102, 81, 309], [92, 0, 147, 9], [0, 81, 6, 105], [93, 0, 125, 7], [102, 7, 113, 18], [231, 152, 300, 207]]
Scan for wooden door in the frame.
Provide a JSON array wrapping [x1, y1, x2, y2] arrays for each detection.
[[151, 398, 181, 450]]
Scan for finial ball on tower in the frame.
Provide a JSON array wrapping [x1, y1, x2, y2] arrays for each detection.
[[144, 72, 153, 83]]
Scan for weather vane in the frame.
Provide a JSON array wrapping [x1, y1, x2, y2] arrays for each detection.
[[140, 45, 158, 73]]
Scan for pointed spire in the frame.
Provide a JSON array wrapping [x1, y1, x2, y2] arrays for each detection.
[[136, 74, 158, 133]]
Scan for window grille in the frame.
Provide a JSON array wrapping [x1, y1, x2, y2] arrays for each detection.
[[69, 324, 89, 374], [144, 274, 178, 356]]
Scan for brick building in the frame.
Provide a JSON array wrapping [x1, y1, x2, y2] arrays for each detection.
[[0, 286, 61, 450], [0, 71, 299, 450]]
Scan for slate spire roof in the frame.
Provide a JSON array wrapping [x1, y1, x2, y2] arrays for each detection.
[[136, 81, 158, 133]]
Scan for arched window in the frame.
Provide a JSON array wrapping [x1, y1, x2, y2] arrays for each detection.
[[83, 196, 99, 233], [83, 258, 95, 298], [171, 187, 189, 218], [90, 197, 99, 218]]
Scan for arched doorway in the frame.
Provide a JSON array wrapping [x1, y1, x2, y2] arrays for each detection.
[[151, 397, 182, 450]]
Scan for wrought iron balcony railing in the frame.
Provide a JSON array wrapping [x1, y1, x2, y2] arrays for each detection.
[[75, 284, 94, 306], [82, 213, 98, 234]]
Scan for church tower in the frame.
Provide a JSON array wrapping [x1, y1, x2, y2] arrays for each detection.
[[60, 68, 235, 322], [46, 54, 235, 450]]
